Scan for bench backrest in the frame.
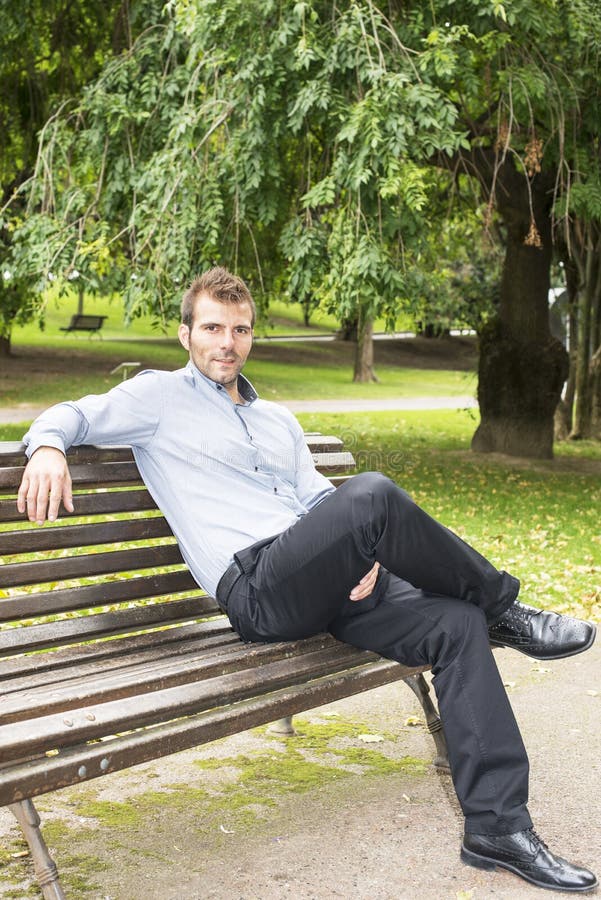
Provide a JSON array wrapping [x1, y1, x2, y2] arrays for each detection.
[[67, 315, 106, 329], [0, 439, 354, 662]]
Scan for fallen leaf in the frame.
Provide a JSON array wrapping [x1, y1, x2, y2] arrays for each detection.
[[358, 733, 384, 743], [404, 715, 424, 727], [11, 851, 29, 859], [402, 793, 411, 802], [586, 690, 598, 697], [219, 825, 235, 834]]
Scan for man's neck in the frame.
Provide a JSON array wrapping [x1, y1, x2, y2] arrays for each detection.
[[225, 382, 242, 404]]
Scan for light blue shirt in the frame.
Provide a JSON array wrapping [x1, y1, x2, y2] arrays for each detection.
[[23, 362, 335, 596]]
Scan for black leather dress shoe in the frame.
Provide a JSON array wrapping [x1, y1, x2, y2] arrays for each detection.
[[488, 601, 596, 660], [462, 828, 598, 892]]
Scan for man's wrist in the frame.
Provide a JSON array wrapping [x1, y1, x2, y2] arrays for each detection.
[[26, 440, 67, 460]]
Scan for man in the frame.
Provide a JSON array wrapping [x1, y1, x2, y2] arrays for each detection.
[[18, 267, 597, 893]]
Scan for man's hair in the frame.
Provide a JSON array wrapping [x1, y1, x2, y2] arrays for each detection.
[[180, 267, 256, 328]]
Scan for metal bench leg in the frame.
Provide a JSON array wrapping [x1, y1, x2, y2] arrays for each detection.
[[9, 798, 66, 900], [268, 716, 296, 735], [403, 673, 450, 770]]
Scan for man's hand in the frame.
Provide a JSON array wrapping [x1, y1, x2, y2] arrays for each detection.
[[349, 561, 380, 602], [17, 447, 74, 524]]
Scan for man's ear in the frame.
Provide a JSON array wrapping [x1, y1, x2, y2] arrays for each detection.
[[178, 323, 190, 351]]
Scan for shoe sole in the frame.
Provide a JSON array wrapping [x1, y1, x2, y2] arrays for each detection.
[[461, 846, 598, 892], [490, 622, 597, 661]]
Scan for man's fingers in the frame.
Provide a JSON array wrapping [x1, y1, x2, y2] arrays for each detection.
[[33, 474, 50, 524], [23, 476, 46, 524], [63, 471, 74, 513], [16, 475, 30, 513], [17, 449, 73, 524], [47, 491, 63, 523], [349, 562, 380, 601]]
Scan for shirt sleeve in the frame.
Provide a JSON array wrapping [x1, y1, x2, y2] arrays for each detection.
[[23, 370, 162, 458], [289, 415, 336, 510]]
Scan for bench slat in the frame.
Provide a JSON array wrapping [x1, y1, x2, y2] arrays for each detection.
[[0, 454, 353, 491], [0, 542, 184, 589], [0, 516, 173, 555], [0, 489, 158, 523], [0, 462, 144, 490], [0, 570, 198, 623], [0, 645, 376, 761], [0, 618, 229, 680], [0, 595, 212, 657], [0, 435, 344, 466], [0, 659, 417, 806], [0, 634, 351, 723], [0, 622, 239, 694]]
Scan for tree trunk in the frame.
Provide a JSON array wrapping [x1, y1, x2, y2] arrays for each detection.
[[572, 266, 594, 437], [471, 165, 568, 458], [0, 333, 11, 357], [353, 311, 378, 383], [590, 346, 601, 439], [336, 314, 358, 341], [554, 264, 578, 441], [569, 228, 601, 440]]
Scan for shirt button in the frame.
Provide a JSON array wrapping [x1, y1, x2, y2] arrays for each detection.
[[274, 487, 278, 493], [255, 466, 258, 471]]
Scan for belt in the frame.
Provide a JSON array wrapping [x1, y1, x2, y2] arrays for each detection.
[[215, 559, 244, 614]]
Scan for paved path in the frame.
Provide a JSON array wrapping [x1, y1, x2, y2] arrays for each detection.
[[0, 405, 48, 424], [282, 396, 477, 413], [0, 396, 478, 425]]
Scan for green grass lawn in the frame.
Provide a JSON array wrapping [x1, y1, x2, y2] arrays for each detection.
[[2, 409, 598, 621], [12, 288, 413, 344], [295, 410, 601, 623], [1, 330, 477, 406], [4, 286, 435, 406]]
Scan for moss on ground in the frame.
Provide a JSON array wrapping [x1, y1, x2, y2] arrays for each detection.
[[5, 716, 428, 896]]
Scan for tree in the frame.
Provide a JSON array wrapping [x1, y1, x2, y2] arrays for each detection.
[[9, 0, 601, 455], [7, 1, 463, 376], [431, 1, 601, 457], [0, 0, 132, 355]]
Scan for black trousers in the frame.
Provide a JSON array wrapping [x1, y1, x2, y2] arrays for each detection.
[[219, 472, 532, 836]]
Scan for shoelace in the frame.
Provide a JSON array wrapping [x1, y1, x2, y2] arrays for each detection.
[[513, 604, 541, 622], [528, 827, 550, 852]]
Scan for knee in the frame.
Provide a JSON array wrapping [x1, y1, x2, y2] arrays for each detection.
[[347, 471, 408, 503], [446, 601, 488, 639], [428, 602, 489, 668]]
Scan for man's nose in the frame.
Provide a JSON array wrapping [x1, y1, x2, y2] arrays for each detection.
[[220, 329, 236, 350]]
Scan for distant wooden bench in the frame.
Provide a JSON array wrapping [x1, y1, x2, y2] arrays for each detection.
[[0, 437, 448, 899], [60, 314, 107, 335]]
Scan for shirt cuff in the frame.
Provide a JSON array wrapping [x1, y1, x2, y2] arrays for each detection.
[[24, 435, 67, 459]]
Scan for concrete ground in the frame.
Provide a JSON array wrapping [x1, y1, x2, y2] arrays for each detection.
[[1, 640, 599, 900]]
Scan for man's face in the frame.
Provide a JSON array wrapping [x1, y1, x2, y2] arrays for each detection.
[[178, 293, 253, 397]]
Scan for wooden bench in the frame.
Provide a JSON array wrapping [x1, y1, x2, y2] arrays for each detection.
[[59, 314, 107, 335], [0, 437, 448, 900]]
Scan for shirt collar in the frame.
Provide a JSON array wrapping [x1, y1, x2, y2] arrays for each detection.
[[186, 361, 258, 405]]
